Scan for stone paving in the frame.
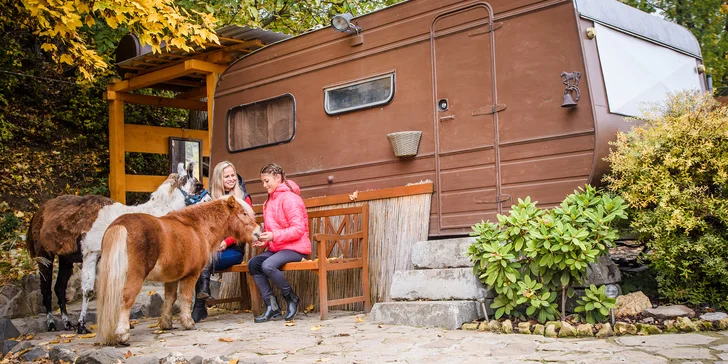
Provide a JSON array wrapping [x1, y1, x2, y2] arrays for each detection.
[[9, 308, 728, 363]]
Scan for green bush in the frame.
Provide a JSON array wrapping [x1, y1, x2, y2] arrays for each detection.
[[573, 284, 616, 324], [468, 186, 627, 322], [605, 91, 728, 308]]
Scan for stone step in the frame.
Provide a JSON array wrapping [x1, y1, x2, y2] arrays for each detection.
[[389, 268, 493, 301], [369, 301, 487, 330], [411, 237, 475, 269]]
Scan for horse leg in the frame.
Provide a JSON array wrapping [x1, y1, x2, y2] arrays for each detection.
[[39, 253, 56, 331], [55, 255, 75, 331], [160, 281, 178, 330], [114, 273, 144, 346], [178, 276, 197, 330], [77, 251, 98, 334]]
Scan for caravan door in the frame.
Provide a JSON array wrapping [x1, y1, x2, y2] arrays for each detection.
[[431, 3, 502, 234]]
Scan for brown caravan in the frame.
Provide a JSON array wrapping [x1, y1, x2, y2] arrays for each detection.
[[211, 0, 706, 236]]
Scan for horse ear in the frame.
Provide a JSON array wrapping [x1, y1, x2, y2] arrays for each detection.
[[176, 162, 185, 176], [227, 195, 237, 208], [186, 161, 195, 179]]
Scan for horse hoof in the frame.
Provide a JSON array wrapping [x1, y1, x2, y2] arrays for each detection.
[[77, 325, 90, 334], [48, 322, 58, 332], [64, 322, 73, 331]]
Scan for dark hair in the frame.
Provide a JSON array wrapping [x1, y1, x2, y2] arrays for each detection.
[[260, 163, 285, 180]]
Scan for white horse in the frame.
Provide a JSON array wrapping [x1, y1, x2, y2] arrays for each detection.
[[28, 162, 211, 333]]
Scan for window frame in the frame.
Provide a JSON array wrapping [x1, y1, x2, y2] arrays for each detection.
[[225, 93, 297, 153], [324, 72, 395, 115]]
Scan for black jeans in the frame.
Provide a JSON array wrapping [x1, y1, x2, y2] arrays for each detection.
[[248, 249, 305, 301]]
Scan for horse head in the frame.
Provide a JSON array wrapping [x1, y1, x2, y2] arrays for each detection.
[[149, 161, 211, 208], [224, 196, 262, 244]]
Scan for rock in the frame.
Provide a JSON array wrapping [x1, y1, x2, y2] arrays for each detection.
[[675, 317, 699, 332], [640, 317, 655, 324], [477, 321, 488, 331], [698, 320, 714, 331], [663, 320, 677, 332], [545, 321, 562, 330], [580, 256, 622, 287], [20, 347, 48, 362], [615, 292, 651, 318], [576, 324, 594, 337], [699, 312, 727, 321], [126, 356, 159, 364], [544, 324, 557, 338], [595, 323, 613, 339], [8, 341, 31, 355], [0, 319, 20, 341], [717, 318, 728, 330], [160, 352, 189, 364], [487, 320, 500, 332], [533, 324, 545, 336], [147, 293, 164, 317], [501, 320, 513, 334], [202, 356, 230, 364], [461, 322, 478, 330], [643, 305, 695, 320], [517, 322, 531, 334], [636, 323, 661, 335], [130, 304, 145, 320], [614, 322, 637, 336], [558, 321, 576, 338], [49, 344, 76, 363], [76, 347, 126, 364], [1, 339, 18, 358], [188, 356, 203, 364]]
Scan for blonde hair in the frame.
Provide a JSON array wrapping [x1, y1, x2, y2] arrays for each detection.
[[210, 161, 244, 200]]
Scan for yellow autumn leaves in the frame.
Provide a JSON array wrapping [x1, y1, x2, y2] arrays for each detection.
[[16, 0, 220, 82]]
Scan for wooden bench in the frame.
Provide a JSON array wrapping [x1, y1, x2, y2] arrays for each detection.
[[206, 204, 371, 320]]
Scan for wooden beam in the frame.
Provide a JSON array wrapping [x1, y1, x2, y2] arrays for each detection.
[[126, 174, 209, 192], [250, 183, 435, 213], [110, 60, 226, 92], [124, 124, 210, 156], [106, 91, 207, 111], [176, 86, 208, 100], [108, 98, 126, 203]]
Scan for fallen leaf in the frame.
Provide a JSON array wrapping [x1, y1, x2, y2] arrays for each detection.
[[378, 324, 383, 328], [129, 320, 139, 326], [316, 359, 331, 363], [148, 323, 159, 328], [228, 359, 238, 364], [237, 322, 245, 324], [303, 304, 315, 314], [123, 350, 133, 359], [58, 334, 75, 339], [152, 330, 165, 334], [14, 211, 24, 218], [23, 334, 34, 340], [310, 325, 322, 331], [355, 316, 363, 323], [88, 324, 98, 331], [349, 190, 359, 201], [334, 333, 350, 337], [78, 333, 96, 339], [48, 340, 59, 344], [62, 339, 72, 343], [284, 322, 296, 327], [218, 337, 234, 342], [242, 309, 252, 313], [160, 339, 166, 342], [147, 291, 156, 296]]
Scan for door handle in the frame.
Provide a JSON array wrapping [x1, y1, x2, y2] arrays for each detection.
[[439, 115, 455, 121]]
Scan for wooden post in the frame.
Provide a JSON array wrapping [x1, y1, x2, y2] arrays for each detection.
[[108, 94, 126, 203], [205, 73, 218, 158]]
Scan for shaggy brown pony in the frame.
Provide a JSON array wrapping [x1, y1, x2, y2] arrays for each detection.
[[97, 196, 261, 346]]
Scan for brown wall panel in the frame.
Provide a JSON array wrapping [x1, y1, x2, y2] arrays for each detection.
[[439, 165, 496, 191], [501, 177, 589, 207], [500, 134, 594, 161], [500, 151, 593, 185]]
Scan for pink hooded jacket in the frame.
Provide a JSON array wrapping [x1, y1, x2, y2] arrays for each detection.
[[262, 179, 311, 255]]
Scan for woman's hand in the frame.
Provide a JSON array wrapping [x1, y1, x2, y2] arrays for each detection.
[[218, 240, 227, 252], [253, 241, 267, 248], [259, 231, 274, 242]]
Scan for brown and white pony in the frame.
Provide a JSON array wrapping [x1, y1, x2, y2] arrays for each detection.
[[97, 196, 261, 346], [27, 162, 210, 333]]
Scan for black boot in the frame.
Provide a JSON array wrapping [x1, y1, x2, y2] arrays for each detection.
[[196, 264, 214, 300], [254, 297, 281, 323], [283, 291, 299, 321], [192, 298, 208, 323]]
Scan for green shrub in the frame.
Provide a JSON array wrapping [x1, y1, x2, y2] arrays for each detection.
[[468, 186, 627, 322], [605, 92, 728, 308], [573, 284, 616, 324]]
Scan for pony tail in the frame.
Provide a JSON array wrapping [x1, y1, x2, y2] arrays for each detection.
[[97, 225, 129, 345]]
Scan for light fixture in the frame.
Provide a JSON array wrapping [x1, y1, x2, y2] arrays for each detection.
[[331, 13, 360, 34], [605, 284, 620, 326]]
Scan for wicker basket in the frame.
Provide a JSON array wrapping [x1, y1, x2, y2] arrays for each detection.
[[387, 131, 422, 158]]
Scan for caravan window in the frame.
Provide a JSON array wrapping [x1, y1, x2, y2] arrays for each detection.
[[324, 73, 395, 115], [227, 94, 295, 152]]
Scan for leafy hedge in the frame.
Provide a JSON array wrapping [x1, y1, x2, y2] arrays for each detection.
[[605, 92, 728, 308]]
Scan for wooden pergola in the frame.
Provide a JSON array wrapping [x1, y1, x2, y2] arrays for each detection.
[[105, 26, 288, 203]]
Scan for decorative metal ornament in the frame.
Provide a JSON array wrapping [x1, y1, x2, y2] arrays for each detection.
[[561, 71, 581, 108]]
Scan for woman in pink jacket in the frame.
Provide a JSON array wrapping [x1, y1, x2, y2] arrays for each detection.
[[251, 163, 311, 323]]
